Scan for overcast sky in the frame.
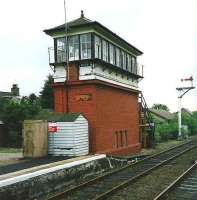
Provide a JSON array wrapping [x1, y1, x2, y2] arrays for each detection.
[[0, 0, 196, 111]]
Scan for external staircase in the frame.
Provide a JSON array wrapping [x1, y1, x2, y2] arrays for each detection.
[[139, 92, 155, 148]]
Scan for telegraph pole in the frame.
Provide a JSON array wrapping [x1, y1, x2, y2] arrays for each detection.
[[63, 0, 69, 78], [63, 0, 70, 113], [176, 76, 195, 139]]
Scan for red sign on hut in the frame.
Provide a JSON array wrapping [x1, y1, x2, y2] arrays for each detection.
[[48, 122, 57, 133]]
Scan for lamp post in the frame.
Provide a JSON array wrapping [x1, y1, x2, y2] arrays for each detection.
[[176, 76, 195, 139]]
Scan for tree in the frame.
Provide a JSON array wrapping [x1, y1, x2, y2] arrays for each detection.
[[40, 74, 54, 110], [182, 112, 197, 135], [193, 111, 197, 120], [151, 103, 170, 111], [0, 94, 41, 147], [21, 94, 41, 118], [154, 117, 178, 142], [28, 93, 39, 104]]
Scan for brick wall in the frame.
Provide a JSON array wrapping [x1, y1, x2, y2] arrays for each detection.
[[53, 64, 141, 155], [94, 85, 140, 155], [68, 63, 79, 81], [53, 83, 67, 113]]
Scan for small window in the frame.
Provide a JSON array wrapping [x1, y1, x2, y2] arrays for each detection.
[[116, 48, 121, 67], [102, 40, 109, 62], [127, 54, 132, 72], [95, 35, 102, 59], [122, 51, 127, 70], [120, 50, 127, 70], [115, 131, 118, 148], [115, 131, 119, 148], [114, 130, 128, 148], [109, 43, 115, 65], [132, 57, 137, 74], [120, 130, 123, 147], [69, 35, 79, 61], [56, 37, 66, 62], [124, 130, 128, 147], [80, 34, 91, 59]]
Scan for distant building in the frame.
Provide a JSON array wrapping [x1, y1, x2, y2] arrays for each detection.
[[0, 84, 20, 101], [150, 109, 175, 123], [181, 108, 193, 117], [173, 108, 193, 118]]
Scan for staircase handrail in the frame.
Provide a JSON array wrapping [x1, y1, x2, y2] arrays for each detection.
[[139, 92, 155, 140]]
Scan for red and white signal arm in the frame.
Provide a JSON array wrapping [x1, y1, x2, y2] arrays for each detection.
[[48, 122, 58, 133]]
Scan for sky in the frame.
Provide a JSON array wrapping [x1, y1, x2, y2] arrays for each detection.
[[0, 0, 196, 112]]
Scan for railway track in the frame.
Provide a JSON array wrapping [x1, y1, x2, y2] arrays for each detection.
[[48, 138, 197, 200], [154, 160, 197, 200]]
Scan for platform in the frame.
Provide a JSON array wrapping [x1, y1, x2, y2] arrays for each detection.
[[0, 154, 106, 188]]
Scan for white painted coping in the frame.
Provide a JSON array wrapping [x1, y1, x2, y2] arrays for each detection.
[[0, 154, 106, 188]]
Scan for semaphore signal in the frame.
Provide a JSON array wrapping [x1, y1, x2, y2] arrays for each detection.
[[181, 76, 193, 82], [176, 75, 195, 139]]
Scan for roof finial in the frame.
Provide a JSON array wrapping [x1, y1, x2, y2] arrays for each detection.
[[81, 10, 84, 18]]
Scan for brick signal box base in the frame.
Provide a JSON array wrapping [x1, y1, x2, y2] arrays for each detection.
[[53, 70, 141, 156]]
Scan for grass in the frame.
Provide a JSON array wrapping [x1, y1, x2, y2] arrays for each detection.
[[139, 135, 197, 156], [0, 147, 22, 153]]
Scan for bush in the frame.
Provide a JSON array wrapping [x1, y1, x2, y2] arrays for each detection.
[[154, 119, 178, 142], [0, 94, 41, 147], [182, 113, 197, 135], [154, 113, 197, 142]]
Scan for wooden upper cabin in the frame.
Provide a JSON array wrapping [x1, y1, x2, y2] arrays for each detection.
[[44, 11, 143, 91]]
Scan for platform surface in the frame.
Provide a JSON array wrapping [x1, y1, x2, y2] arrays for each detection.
[[0, 154, 106, 187], [0, 155, 71, 175]]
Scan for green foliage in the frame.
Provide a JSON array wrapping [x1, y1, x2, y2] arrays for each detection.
[[182, 113, 197, 135], [151, 104, 170, 111], [40, 74, 54, 110], [154, 112, 197, 142], [154, 119, 178, 142], [0, 73, 55, 147], [0, 95, 41, 123], [0, 94, 41, 147], [193, 111, 197, 119]]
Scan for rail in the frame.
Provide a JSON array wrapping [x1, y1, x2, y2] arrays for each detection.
[[154, 160, 197, 200], [47, 138, 197, 200]]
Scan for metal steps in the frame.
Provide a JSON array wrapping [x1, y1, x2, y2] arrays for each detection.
[[139, 92, 155, 147]]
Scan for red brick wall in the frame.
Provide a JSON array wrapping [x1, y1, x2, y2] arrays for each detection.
[[68, 63, 79, 81], [53, 64, 141, 155], [53, 83, 67, 113], [67, 84, 97, 152], [94, 85, 140, 155]]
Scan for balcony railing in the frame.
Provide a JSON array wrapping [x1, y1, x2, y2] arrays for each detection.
[[135, 63, 144, 78], [48, 47, 55, 64], [48, 47, 67, 64]]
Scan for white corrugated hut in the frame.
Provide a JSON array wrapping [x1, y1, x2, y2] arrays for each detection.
[[47, 113, 89, 156]]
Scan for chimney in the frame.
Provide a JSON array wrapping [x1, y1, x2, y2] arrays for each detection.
[[11, 84, 20, 96], [81, 10, 84, 18]]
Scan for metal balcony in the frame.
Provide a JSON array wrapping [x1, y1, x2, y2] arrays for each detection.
[[48, 47, 67, 64]]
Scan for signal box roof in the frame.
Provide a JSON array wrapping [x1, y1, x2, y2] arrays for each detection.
[[44, 11, 143, 56]]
